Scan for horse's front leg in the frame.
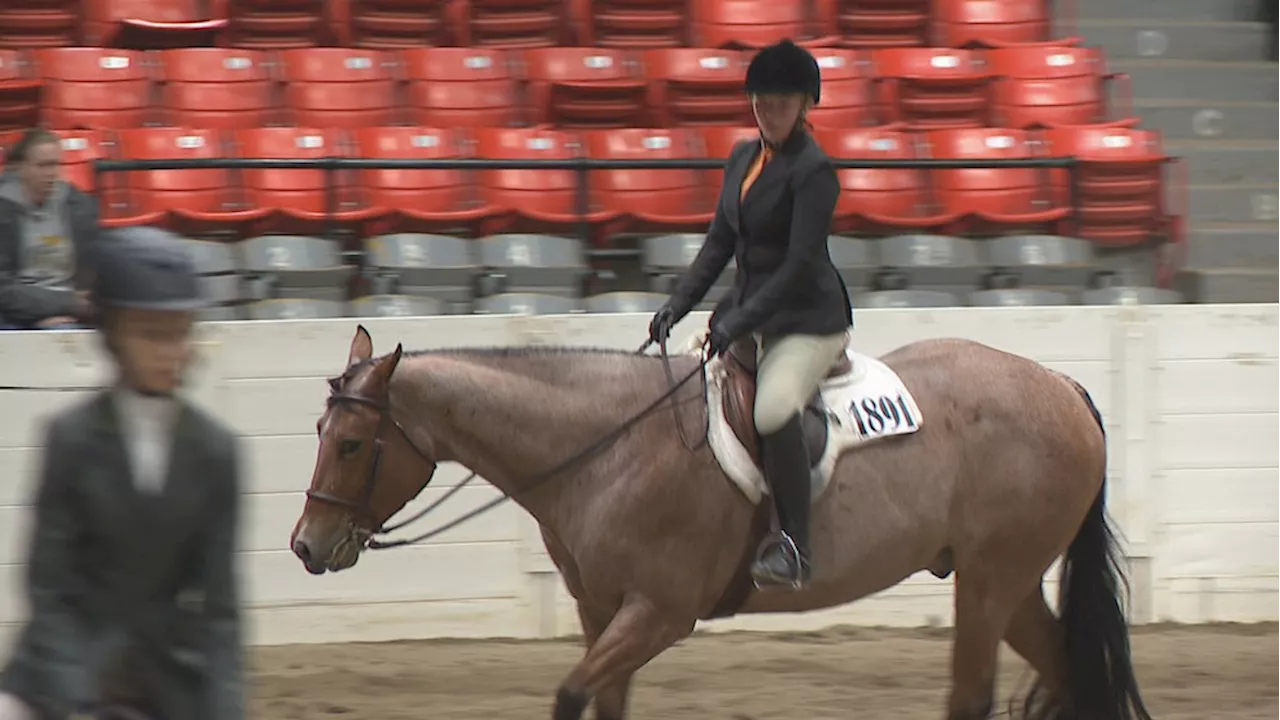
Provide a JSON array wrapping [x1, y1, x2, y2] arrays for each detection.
[[576, 603, 633, 720], [554, 595, 694, 720]]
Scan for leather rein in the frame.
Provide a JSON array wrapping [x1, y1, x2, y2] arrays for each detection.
[[308, 334, 711, 551]]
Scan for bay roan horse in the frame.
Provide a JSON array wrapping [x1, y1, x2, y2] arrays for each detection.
[[290, 325, 1153, 720]]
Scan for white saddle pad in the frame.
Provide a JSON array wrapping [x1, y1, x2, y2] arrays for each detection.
[[687, 332, 925, 505]]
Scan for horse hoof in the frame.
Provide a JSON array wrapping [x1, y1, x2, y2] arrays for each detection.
[[553, 686, 588, 720]]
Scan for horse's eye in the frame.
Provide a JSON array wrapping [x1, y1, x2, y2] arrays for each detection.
[[339, 439, 362, 457]]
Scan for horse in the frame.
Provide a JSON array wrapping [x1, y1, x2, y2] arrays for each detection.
[[290, 324, 1153, 720]]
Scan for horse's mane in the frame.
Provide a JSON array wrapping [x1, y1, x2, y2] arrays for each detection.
[[341, 345, 684, 385]]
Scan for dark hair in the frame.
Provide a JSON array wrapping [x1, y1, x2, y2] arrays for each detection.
[[5, 128, 59, 165]]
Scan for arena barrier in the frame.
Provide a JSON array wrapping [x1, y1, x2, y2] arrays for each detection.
[[0, 304, 1274, 649]]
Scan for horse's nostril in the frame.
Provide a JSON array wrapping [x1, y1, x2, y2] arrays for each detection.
[[292, 539, 312, 564]]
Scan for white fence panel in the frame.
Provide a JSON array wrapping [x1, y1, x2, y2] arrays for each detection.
[[0, 304, 1274, 650]]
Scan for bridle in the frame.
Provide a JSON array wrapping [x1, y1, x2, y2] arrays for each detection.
[[304, 337, 712, 551], [306, 382, 480, 549]]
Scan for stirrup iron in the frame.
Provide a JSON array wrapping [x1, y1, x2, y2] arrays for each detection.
[[750, 531, 807, 590]]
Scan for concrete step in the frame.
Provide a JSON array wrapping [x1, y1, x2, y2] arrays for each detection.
[[1071, 0, 1261, 22], [1186, 224, 1279, 266], [1174, 266, 1279, 302], [1114, 60, 1278, 101], [1077, 20, 1272, 62], [1167, 141, 1278, 184], [1187, 184, 1278, 224], [1135, 100, 1278, 141]]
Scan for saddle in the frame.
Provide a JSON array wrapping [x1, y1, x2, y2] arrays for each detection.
[[719, 337, 848, 467]]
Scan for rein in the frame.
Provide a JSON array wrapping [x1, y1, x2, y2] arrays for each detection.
[[330, 335, 712, 550]]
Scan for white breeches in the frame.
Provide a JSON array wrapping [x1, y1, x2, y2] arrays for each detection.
[[753, 331, 848, 436], [0, 693, 35, 720]]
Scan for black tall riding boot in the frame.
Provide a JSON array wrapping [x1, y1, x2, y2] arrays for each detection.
[[750, 414, 812, 589]]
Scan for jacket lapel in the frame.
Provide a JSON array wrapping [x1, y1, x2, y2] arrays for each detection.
[[722, 146, 751, 236], [740, 147, 789, 216], [88, 391, 137, 495]]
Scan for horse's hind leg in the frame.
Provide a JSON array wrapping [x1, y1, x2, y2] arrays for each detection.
[[554, 595, 694, 720], [576, 604, 634, 720], [1003, 588, 1068, 719], [948, 576, 1020, 720]]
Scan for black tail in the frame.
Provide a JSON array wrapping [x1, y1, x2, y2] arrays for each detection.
[[1050, 383, 1153, 720]]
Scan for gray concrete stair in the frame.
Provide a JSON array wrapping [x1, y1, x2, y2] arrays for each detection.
[[1135, 100, 1278, 141], [1187, 184, 1279, 224], [1076, 20, 1272, 62], [1113, 60, 1278, 101], [1174, 266, 1279, 302], [1071, 0, 1261, 22], [1166, 141, 1278, 184], [1186, 224, 1280, 266]]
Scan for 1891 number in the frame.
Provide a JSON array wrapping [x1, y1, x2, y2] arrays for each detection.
[[849, 394, 917, 437]]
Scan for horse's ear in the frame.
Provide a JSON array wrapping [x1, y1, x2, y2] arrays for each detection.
[[369, 343, 403, 387], [348, 324, 373, 368]]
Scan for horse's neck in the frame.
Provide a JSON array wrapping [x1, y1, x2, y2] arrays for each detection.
[[396, 352, 667, 524]]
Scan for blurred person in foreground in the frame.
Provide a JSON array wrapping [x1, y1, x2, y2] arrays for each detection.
[[0, 129, 99, 329], [0, 226, 245, 720]]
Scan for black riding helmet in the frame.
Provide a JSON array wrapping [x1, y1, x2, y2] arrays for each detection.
[[744, 39, 822, 105], [93, 225, 205, 313]]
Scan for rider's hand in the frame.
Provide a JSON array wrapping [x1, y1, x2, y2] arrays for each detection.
[[707, 322, 733, 358], [648, 305, 675, 343]]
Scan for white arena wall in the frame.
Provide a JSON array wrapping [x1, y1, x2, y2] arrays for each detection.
[[0, 303, 1275, 651]]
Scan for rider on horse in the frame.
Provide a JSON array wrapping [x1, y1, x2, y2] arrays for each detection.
[[0, 227, 246, 720], [648, 39, 853, 590]]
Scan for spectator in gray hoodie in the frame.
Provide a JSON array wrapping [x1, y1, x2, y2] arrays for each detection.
[[0, 128, 100, 329]]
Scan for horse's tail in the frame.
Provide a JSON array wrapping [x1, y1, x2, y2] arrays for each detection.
[[1055, 380, 1153, 720]]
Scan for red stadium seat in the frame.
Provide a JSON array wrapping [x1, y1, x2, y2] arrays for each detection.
[[233, 127, 383, 235], [572, 0, 688, 48], [83, 0, 228, 49], [455, 0, 570, 49], [352, 126, 495, 235], [921, 127, 1069, 236], [34, 48, 157, 130], [472, 126, 616, 237], [0, 50, 41, 133], [224, 0, 330, 49], [156, 48, 280, 130], [584, 127, 714, 236], [815, 0, 930, 48], [643, 48, 751, 127], [698, 125, 758, 159], [1039, 126, 1183, 254], [808, 48, 875, 129], [870, 47, 991, 129], [111, 127, 271, 235], [812, 125, 950, 235], [399, 47, 525, 128], [690, 0, 838, 49], [278, 47, 401, 129], [0, 3, 79, 50], [931, 0, 1080, 49], [523, 47, 649, 128], [330, 0, 456, 49], [58, 131, 115, 195], [987, 45, 1136, 129]]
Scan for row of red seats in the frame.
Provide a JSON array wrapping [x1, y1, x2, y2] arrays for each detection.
[[3, 0, 1072, 52], [0, 125, 1177, 250], [0, 45, 1133, 134]]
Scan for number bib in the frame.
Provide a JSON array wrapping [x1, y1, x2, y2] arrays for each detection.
[[823, 352, 925, 445]]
